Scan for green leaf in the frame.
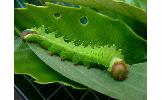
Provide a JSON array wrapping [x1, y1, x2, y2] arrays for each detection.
[[51, 0, 147, 39], [52, 0, 146, 22], [14, 36, 86, 89], [28, 43, 147, 100], [124, 0, 147, 11], [14, 3, 146, 64], [109, 0, 147, 11]]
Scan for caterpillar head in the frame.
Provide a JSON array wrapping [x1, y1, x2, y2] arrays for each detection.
[[111, 61, 128, 81], [21, 29, 37, 38]]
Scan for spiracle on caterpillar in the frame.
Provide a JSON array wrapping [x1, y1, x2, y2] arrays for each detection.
[[22, 26, 128, 81]]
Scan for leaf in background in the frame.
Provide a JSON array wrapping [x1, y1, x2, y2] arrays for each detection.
[[110, 0, 147, 11], [14, 3, 146, 64], [52, 0, 146, 22], [124, 0, 147, 11], [14, 36, 86, 89], [51, 0, 147, 39], [28, 43, 147, 100]]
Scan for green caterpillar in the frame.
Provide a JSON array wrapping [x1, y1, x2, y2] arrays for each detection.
[[22, 26, 128, 80]]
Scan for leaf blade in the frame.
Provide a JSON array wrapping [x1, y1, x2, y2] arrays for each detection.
[[14, 3, 147, 64], [50, 0, 147, 39], [48, 0, 146, 22], [14, 36, 85, 89], [29, 43, 147, 100]]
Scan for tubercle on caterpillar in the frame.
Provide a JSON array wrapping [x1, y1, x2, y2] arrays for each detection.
[[22, 26, 128, 81]]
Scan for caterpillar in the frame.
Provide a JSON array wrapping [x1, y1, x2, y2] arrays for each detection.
[[22, 26, 128, 81]]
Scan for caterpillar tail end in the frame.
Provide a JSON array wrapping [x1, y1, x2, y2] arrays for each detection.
[[111, 61, 128, 81]]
